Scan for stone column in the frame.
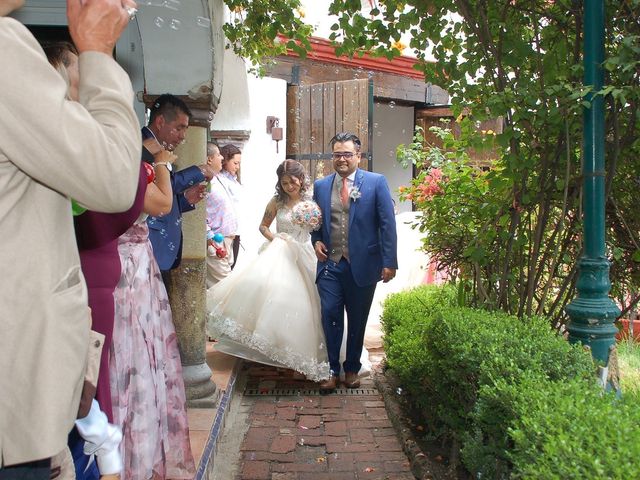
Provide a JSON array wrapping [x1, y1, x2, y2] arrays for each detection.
[[167, 123, 218, 407]]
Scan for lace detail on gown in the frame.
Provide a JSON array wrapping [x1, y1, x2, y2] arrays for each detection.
[[207, 204, 331, 382], [274, 205, 311, 242]]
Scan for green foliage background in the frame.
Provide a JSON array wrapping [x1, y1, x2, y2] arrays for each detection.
[[223, 0, 640, 322], [330, 0, 640, 322], [379, 285, 630, 477]]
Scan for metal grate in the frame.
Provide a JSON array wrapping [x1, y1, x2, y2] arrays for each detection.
[[244, 387, 379, 396]]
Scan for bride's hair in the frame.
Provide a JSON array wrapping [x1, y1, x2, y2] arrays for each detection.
[[275, 159, 308, 203]]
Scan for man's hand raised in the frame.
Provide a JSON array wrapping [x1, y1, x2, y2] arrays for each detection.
[[184, 184, 207, 206], [198, 164, 215, 182], [67, 0, 137, 55]]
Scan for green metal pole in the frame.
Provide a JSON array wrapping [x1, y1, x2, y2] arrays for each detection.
[[565, 0, 620, 364]]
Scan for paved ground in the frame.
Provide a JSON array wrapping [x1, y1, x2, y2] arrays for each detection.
[[220, 361, 415, 480]]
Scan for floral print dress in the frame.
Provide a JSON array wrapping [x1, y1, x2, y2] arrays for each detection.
[[110, 219, 195, 480]]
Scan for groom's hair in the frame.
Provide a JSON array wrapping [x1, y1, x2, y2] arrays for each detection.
[[330, 132, 361, 151]]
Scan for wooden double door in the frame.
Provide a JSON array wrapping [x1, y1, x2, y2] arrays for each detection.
[[286, 78, 373, 181]]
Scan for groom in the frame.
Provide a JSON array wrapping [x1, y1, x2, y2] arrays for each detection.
[[312, 132, 398, 390]]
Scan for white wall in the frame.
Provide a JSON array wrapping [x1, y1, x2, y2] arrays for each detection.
[[210, 51, 252, 131], [372, 102, 414, 213], [233, 75, 288, 269]]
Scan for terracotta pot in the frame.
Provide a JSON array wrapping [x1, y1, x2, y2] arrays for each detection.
[[616, 318, 640, 342]]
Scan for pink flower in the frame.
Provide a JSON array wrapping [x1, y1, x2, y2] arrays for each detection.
[[418, 168, 444, 199]]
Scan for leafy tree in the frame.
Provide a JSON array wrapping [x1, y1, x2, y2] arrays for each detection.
[[222, 0, 640, 323], [221, 0, 313, 74], [328, 0, 640, 323]]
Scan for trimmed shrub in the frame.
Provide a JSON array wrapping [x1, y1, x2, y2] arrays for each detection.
[[423, 309, 593, 476], [508, 377, 640, 479], [380, 283, 457, 337], [461, 318, 595, 477], [380, 285, 636, 478], [382, 289, 593, 476], [381, 284, 457, 406]]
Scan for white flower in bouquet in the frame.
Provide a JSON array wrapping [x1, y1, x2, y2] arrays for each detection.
[[291, 200, 322, 232]]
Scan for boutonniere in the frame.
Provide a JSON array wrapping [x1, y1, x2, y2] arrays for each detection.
[[349, 185, 362, 202]]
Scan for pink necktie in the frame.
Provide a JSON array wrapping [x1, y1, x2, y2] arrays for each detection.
[[340, 177, 349, 207]]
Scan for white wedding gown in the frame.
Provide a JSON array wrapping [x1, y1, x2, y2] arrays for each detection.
[[206, 205, 332, 382]]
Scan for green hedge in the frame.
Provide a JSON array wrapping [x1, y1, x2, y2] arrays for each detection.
[[381, 284, 457, 407], [424, 308, 593, 464], [380, 285, 640, 478], [453, 313, 594, 478], [381, 283, 457, 336], [508, 377, 640, 479]]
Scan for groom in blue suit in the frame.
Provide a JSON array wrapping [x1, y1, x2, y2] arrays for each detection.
[[312, 132, 398, 390]]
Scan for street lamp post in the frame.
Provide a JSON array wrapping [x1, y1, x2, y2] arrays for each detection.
[[565, 0, 620, 364]]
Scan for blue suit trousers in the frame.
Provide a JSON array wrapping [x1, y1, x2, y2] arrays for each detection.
[[317, 258, 376, 375]]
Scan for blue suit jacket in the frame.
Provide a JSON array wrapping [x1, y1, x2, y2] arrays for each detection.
[[311, 169, 398, 287], [142, 127, 205, 270]]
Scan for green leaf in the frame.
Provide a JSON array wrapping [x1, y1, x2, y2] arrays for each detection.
[[613, 247, 624, 261]]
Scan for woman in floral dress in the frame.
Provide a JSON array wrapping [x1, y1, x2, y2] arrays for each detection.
[[110, 139, 195, 480]]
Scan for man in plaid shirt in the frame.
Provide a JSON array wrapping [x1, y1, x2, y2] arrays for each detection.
[[205, 142, 239, 287]]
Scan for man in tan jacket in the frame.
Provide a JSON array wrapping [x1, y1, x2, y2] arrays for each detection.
[[0, 0, 141, 477]]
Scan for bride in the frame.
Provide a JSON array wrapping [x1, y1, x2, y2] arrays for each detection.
[[206, 160, 332, 382]]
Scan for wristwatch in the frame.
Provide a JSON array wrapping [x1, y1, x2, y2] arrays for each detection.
[[154, 161, 173, 172]]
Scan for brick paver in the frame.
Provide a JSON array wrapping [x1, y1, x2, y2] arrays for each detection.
[[237, 363, 413, 480]]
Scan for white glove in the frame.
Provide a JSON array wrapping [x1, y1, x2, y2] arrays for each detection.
[[75, 400, 123, 475]]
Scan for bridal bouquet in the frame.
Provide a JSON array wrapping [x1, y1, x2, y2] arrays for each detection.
[[291, 200, 322, 232]]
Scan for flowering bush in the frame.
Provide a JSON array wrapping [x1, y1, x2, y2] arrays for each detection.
[[399, 167, 443, 203], [396, 124, 582, 322], [291, 200, 322, 231]]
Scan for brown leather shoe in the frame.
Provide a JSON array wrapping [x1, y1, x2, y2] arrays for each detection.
[[319, 375, 338, 391], [343, 372, 360, 388]]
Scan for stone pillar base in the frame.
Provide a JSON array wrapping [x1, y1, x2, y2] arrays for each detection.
[[167, 127, 218, 408], [183, 363, 218, 408]]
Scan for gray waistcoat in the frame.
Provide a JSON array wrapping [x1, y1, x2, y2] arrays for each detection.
[[329, 176, 350, 262]]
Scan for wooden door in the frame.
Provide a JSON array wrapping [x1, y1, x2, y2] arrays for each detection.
[[286, 78, 373, 182]]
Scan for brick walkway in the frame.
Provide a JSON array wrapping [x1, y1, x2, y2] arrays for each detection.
[[236, 363, 415, 480]]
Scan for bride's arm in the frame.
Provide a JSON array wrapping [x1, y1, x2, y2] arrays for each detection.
[[259, 197, 277, 241]]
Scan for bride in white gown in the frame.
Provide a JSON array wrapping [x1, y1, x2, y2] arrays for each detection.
[[206, 160, 332, 382]]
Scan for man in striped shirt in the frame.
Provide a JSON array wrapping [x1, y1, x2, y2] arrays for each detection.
[[205, 142, 239, 287]]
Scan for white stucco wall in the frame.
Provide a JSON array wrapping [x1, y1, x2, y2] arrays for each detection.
[[233, 75, 288, 269], [372, 102, 414, 213], [209, 51, 252, 132]]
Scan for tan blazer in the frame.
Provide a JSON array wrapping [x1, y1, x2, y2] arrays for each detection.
[[0, 17, 141, 466]]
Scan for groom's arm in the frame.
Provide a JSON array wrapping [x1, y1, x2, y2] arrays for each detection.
[[311, 182, 323, 246], [311, 182, 328, 261], [376, 175, 398, 270]]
